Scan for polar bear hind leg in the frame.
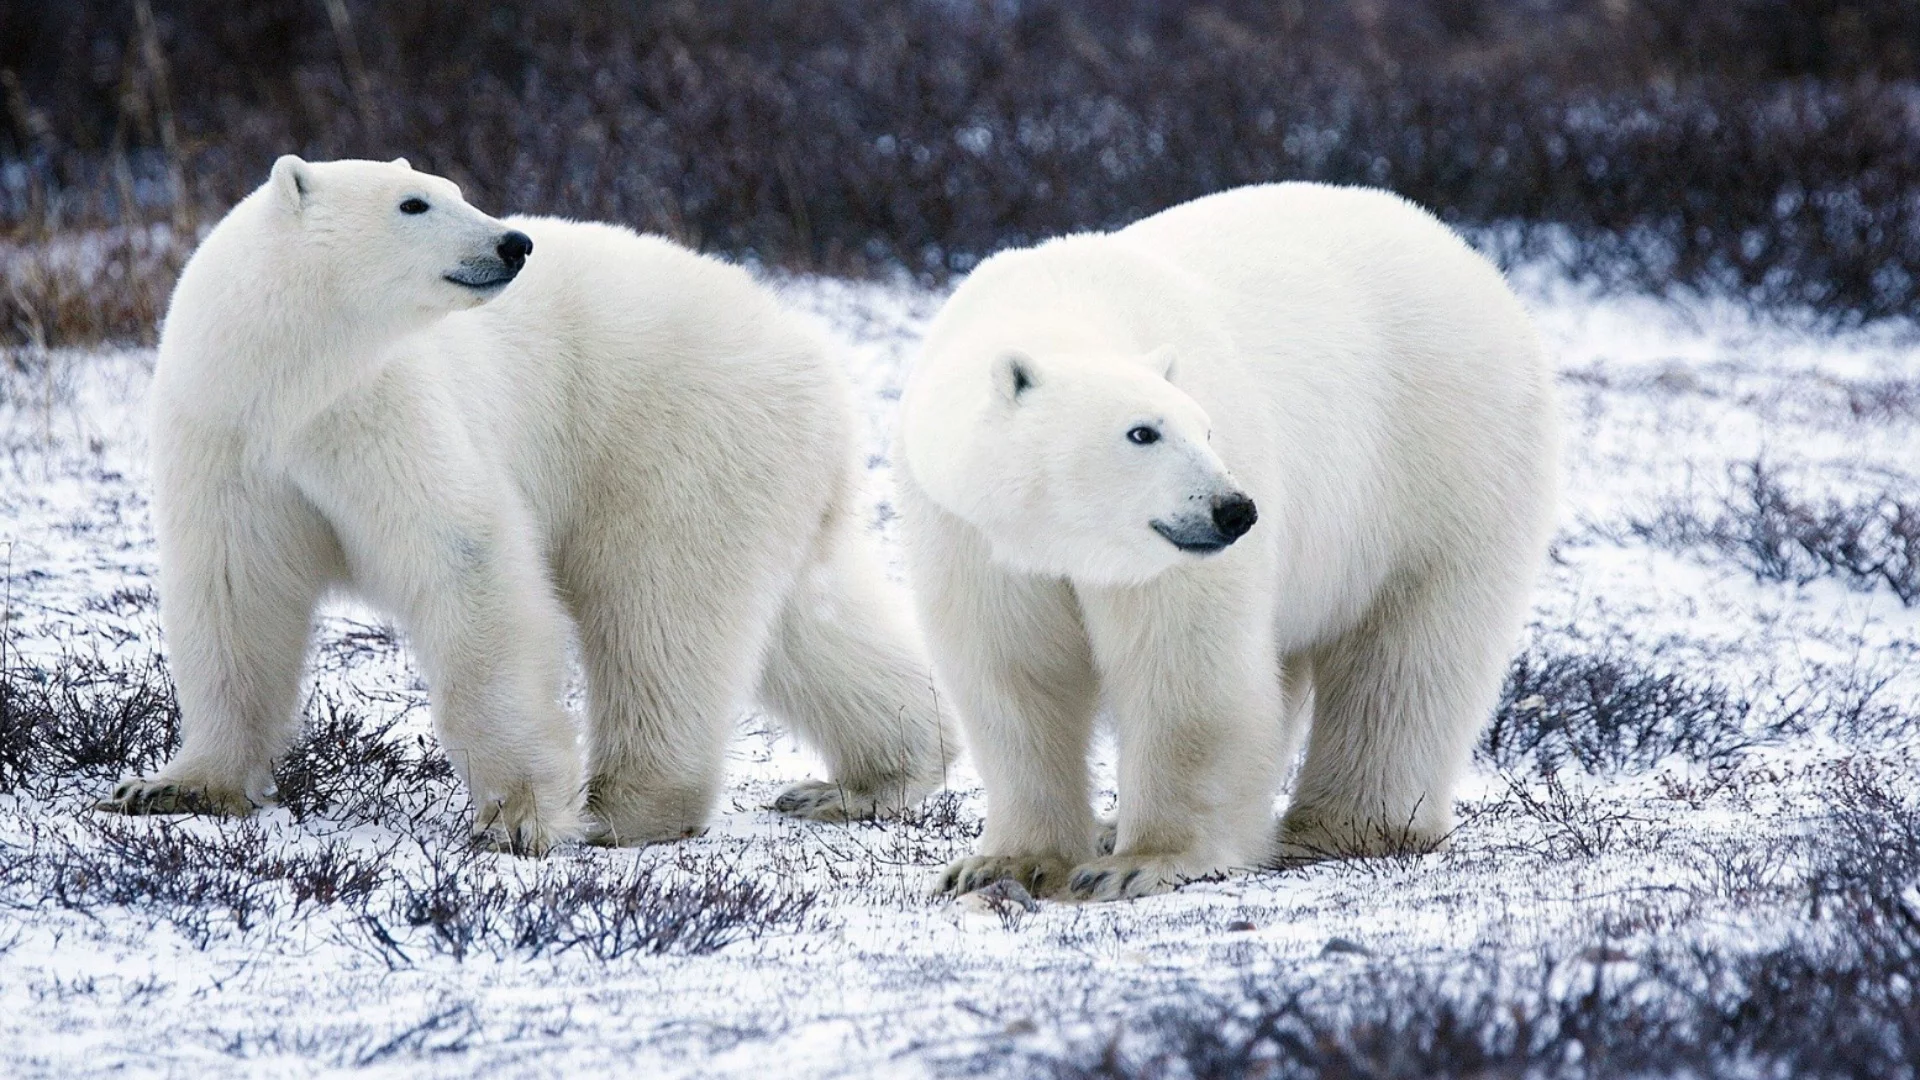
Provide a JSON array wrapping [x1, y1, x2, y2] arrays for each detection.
[[763, 518, 956, 822]]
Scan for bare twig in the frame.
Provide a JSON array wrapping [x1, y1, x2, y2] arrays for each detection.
[[322, 0, 380, 143], [132, 0, 188, 230]]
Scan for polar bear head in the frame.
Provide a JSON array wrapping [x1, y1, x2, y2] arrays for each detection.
[[256, 155, 532, 330], [903, 344, 1257, 585]]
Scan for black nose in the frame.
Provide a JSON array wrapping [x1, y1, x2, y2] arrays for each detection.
[[1212, 494, 1258, 541], [497, 230, 532, 272]]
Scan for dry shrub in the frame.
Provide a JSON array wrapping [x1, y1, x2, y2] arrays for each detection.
[[2, 0, 1918, 346]]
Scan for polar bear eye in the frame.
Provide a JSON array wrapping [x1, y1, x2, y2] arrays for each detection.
[[399, 198, 431, 215], [1127, 425, 1161, 446]]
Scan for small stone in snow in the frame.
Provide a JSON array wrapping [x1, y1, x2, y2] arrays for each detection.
[[973, 877, 1040, 912], [957, 876, 1041, 920], [1321, 936, 1371, 956]]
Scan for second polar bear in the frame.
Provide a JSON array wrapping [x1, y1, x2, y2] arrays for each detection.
[[900, 183, 1558, 901], [99, 156, 953, 851]]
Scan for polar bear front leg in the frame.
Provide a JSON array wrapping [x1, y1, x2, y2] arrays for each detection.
[[933, 640, 1102, 899], [421, 563, 585, 858], [907, 512, 1104, 897], [290, 391, 584, 855], [1069, 578, 1287, 902], [1279, 568, 1518, 860], [100, 449, 333, 817], [565, 521, 789, 848]]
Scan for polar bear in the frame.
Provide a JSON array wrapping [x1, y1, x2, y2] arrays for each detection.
[[899, 183, 1558, 901], [97, 156, 954, 852]]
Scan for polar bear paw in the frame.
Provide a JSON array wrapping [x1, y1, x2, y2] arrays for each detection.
[[1275, 808, 1451, 865], [1063, 854, 1185, 902], [582, 779, 710, 848], [581, 818, 709, 848], [935, 854, 1076, 898], [772, 778, 919, 822], [470, 789, 586, 857], [95, 777, 258, 817]]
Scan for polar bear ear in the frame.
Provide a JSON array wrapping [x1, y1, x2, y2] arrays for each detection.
[[1146, 344, 1178, 382], [995, 351, 1038, 404], [269, 154, 313, 215], [390, 157, 411, 171]]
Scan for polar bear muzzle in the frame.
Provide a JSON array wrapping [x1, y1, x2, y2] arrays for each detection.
[[444, 229, 534, 291], [1151, 491, 1257, 554]]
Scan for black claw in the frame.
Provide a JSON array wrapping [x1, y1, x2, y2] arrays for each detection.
[[1121, 869, 1143, 894]]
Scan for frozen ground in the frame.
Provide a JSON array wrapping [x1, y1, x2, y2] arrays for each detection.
[[1, 269, 1917, 1078]]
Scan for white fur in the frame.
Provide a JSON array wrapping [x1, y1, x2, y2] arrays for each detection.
[[103, 157, 954, 852], [900, 183, 1558, 901]]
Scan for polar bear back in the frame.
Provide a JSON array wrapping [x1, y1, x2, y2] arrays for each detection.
[[424, 217, 854, 548], [1120, 184, 1557, 613], [1119, 182, 1548, 428], [915, 182, 1558, 647]]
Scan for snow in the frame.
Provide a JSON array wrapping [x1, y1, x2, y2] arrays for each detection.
[[1, 268, 1916, 1078]]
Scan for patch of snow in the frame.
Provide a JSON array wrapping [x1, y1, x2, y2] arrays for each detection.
[[0, 269, 1914, 1077]]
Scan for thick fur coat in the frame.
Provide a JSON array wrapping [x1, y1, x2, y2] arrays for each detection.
[[899, 182, 1558, 901], [103, 156, 953, 851]]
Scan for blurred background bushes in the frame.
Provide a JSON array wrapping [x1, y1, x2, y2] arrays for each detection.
[[3, 0, 1917, 343]]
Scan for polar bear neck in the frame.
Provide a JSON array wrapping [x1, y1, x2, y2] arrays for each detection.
[[155, 194, 441, 429]]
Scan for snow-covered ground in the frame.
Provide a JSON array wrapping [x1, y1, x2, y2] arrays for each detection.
[[1, 270, 1915, 1078]]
